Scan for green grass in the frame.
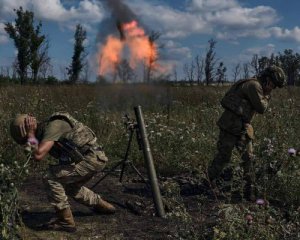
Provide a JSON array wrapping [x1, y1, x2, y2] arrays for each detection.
[[0, 84, 299, 239]]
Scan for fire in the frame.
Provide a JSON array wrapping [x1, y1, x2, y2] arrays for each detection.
[[122, 20, 145, 38], [98, 20, 159, 77], [98, 36, 123, 75]]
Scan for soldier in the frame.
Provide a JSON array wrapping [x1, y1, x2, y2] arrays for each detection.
[[10, 112, 116, 232], [207, 66, 287, 200]]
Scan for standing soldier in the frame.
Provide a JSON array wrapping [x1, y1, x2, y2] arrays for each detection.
[[208, 66, 287, 200], [10, 112, 116, 232]]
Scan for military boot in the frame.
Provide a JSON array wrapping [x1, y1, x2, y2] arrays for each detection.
[[93, 198, 116, 214], [38, 207, 76, 232]]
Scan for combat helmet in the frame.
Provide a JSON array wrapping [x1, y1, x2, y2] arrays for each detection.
[[10, 114, 28, 144], [260, 65, 287, 88]]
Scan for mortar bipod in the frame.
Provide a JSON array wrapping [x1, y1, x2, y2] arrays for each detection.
[[91, 116, 147, 188]]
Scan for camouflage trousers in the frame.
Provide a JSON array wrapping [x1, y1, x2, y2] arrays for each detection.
[[44, 149, 107, 210], [208, 129, 255, 188]]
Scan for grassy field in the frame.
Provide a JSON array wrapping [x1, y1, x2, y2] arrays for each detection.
[[0, 84, 299, 239]]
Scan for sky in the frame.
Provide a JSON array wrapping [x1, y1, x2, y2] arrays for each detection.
[[1, 0, 300, 81]]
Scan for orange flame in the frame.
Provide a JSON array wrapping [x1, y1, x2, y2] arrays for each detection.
[[98, 35, 123, 75], [98, 20, 159, 76]]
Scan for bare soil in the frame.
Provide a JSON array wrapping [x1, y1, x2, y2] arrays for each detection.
[[19, 172, 216, 240]]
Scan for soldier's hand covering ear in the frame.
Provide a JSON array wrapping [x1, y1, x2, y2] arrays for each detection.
[[25, 115, 37, 136], [19, 119, 27, 138]]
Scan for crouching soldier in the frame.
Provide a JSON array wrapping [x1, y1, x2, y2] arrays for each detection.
[[207, 66, 287, 201], [10, 112, 116, 232]]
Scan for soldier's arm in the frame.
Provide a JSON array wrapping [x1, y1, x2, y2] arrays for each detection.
[[26, 119, 69, 161], [24, 116, 50, 161], [33, 120, 72, 161], [31, 140, 55, 161], [246, 82, 269, 114]]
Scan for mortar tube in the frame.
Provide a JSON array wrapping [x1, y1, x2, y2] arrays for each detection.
[[134, 106, 165, 218]]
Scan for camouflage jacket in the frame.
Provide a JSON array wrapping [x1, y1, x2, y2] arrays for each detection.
[[46, 112, 105, 164], [217, 78, 269, 135]]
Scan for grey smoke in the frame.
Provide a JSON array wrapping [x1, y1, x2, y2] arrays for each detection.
[[96, 0, 147, 43], [104, 0, 138, 23]]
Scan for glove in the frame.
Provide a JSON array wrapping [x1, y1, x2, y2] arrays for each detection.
[[28, 137, 39, 145]]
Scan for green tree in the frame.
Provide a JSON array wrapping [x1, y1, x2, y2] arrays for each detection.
[[204, 38, 217, 85], [30, 32, 49, 82], [255, 51, 300, 85], [67, 24, 87, 83], [278, 49, 300, 86], [250, 54, 259, 76], [5, 7, 33, 84], [5, 7, 47, 84], [216, 61, 227, 85], [144, 31, 161, 83], [258, 56, 271, 72]]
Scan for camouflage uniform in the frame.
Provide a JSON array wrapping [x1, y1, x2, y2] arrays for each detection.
[[208, 78, 270, 193], [37, 112, 108, 210]]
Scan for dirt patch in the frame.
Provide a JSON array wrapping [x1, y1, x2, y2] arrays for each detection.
[[18, 173, 217, 240]]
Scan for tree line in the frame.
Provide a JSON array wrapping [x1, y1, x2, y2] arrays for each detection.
[[179, 39, 300, 86]]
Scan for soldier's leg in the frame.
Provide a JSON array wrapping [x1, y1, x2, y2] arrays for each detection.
[[42, 165, 77, 232], [64, 151, 115, 213], [44, 162, 103, 218], [44, 165, 75, 210], [208, 130, 237, 181], [67, 184, 116, 214], [45, 179, 70, 210], [46, 166, 96, 208], [236, 135, 255, 200]]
